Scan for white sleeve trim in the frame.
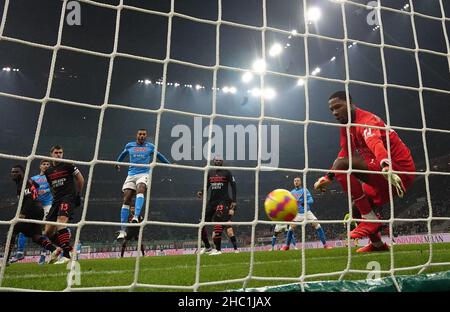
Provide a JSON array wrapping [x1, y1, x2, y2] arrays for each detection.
[[380, 158, 390, 168]]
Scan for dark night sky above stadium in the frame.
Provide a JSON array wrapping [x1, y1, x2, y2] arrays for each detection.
[[0, 0, 449, 223]]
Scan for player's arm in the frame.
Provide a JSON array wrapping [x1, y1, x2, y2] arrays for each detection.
[[148, 143, 171, 164], [305, 188, 313, 206], [362, 124, 405, 197], [39, 184, 51, 196], [38, 188, 49, 195], [30, 179, 40, 190], [32, 176, 46, 195], [74, 171, 84, 193], [31, 176, 40, 193], [229, 172, 237, 212], [362, 125, 389, 168], [314, 128, 349, 192], [115, 143, 130, 171], [43, 168, 50, 183], [156, 151, 171, 164], [73, 166, 84, 207], [197, 172, 211, 198]]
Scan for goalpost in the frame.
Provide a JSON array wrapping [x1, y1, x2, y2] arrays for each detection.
[[0, 0, 449, 292]]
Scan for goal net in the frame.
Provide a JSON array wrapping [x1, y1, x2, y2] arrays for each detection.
[[0, 0, 449, 292]]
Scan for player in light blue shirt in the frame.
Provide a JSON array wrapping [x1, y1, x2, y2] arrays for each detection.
[[281, 177, 331, 250], [31, 161, 54, 212], [115, 129, 170, 241], [31, 160, 54, 264]]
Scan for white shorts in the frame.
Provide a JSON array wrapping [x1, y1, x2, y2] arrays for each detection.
[[43, 204, 52, 220], [274, 224, 288, 233], [122, 173, 149, 191], [293, 210, 318, 223]]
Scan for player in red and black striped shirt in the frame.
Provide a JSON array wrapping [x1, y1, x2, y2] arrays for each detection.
[[197, 156, 238, 255], [314, 91, 415, 252], [44, 145, 84, 264]]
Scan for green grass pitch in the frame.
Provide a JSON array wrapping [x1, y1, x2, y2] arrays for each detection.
[[2, 243, 450, 291]]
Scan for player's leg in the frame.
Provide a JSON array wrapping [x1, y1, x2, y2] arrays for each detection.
[[226, 226, 238, 252], [224, 206, 238, 252], [133, 184, 146, 222], [118, 174, 137, 240], [283, 217, 300, 250], [9, 232, 26, 263], [44, 203, 63, 263], [121, 190, 134, 225], [271, 231, 278, 250], [38, 204, 52, 264], [200, 226, 212, 253], [29, 227, 57, 255], [210, 204, 226, 255], [283, 225, 296, 250], [44, 223, 62, 264], [5, 231, 18, 264], [308, 211, 331, 249], [44, 223, 60, 252], [210, 225, 223, 255], [290, 227, 297, 249], [333, 157, 381, 238], [271, 225, 284, 250], [356, 232, 389, 252], [16, 232, 26, 259], [140, 244, 145, 256], [356, 161, 414, 250], [133, 175, 149, 222], [118, 189, 134, 240], [272, 224, 287, 249], [200, 204, 214, 254], [53, 199, 76, 264], [282, 225, 295, 251], [120, 240, 128, 258], [54, 215, 71, 263]]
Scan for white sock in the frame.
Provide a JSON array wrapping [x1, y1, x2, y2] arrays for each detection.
[[362, 211, 377, 220]]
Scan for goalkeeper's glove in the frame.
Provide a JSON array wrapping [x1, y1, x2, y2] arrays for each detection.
[[381, 163, 405, 198], [314, 175, 332, 192]]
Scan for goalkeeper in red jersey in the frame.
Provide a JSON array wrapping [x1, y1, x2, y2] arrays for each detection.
[[314, 91, 416, 252]]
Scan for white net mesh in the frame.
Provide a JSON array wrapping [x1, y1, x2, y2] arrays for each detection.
[[0, 0, 449, 292]]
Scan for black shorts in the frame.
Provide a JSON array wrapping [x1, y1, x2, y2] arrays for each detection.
[[46, 196, 75, 222], [206, 201, 232, 227], [125, 227, 140, 241], [21, 201, 44, 221], [13, 222, 42, 238]]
